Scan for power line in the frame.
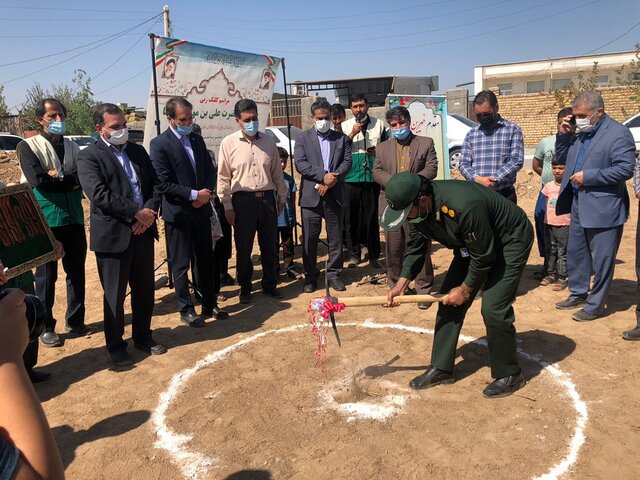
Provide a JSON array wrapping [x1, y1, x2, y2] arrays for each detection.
[[584, 20, 640, 55], [0, 15, 163, 85], [0, 33, 151, 38], [2, 18, 152, 22], [0, 5, 157, 13], [93, 66, 150, 96], [0, 14, 163, 68], [92, 20, 161, 80]]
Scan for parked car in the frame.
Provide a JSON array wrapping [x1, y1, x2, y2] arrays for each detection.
[[623, 113, 640, 157], [265, 125, 302, 156], [446, 113, 477, 169], [67, 135, 95, 150], [0, 132, 24, 151]]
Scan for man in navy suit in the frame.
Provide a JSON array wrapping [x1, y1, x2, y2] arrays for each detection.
[[555, 90, 635, 321], [78, 103, 165, 367], [151, 97, 228, 327], [295, 100, 352, 292]]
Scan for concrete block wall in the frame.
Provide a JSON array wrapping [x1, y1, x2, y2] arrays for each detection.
[[497, 86, 640, 146]]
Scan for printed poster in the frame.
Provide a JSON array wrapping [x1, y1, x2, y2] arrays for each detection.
[[388, 94, 450, 180], [144, 37, 281, 156]]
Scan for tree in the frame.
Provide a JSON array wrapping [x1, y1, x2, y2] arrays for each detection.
[[549, 62, 601, 112], [0, 85, 8, 116], [21, 70, 96, 134], [614, 43, 640, 114]]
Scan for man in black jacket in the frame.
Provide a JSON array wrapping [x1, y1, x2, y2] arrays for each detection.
[[150, 97, 228, 326], [78, 103, 165, 367]]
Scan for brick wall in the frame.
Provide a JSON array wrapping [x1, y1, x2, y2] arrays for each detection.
[[497, 86, 640, 146]]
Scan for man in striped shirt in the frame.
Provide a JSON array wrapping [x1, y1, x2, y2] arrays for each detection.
[[459, 90, 524, 203]]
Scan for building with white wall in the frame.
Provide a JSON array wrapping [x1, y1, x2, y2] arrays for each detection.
[[474, 50, 639, 96]]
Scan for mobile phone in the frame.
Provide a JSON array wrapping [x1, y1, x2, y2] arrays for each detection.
[[569, 116, 576, 126]]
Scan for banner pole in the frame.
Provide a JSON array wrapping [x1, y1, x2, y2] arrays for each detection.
[[281, 58, 299, 245], [149, 33, 173, 288]]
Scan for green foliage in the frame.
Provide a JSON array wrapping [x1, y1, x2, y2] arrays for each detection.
[[550, 62, 601, 111], [614, 43, 640, 115], [0, 85, 8, 116], [21, 70, 96, 134]]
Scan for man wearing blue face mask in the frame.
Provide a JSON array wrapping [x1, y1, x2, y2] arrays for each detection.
[[17, 98, 93, 349], [373, 106, 438, 309], [217, 99, 287, 303], [151, 97, 228, 327]]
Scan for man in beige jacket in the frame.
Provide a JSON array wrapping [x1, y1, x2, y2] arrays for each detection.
[[373, 106, 438, 308]]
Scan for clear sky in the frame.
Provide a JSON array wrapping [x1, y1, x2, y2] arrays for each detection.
[[0, 0, 638, 113]]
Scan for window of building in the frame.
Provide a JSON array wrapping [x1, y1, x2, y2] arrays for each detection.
[[496, 82, 512, 95], [628, 72, 640, 83], [526, 80, 546, 93], [595, 74, 609, 86], [551, 78, 572, 90]]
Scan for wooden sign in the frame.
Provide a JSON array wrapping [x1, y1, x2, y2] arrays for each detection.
[[0, 183, 58, 279]]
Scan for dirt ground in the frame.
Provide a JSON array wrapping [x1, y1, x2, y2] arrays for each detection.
[[2, 157, 640, 479]]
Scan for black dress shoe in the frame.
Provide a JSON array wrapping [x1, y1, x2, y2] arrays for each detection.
[[482, 372, 526, 398], [328, 277, 346, 292], [28, 370, 51, 383], [347, 257, 359, 268], [109, 349, 133, 367], [369, 258, 382, 269], [263, 288, 284, 299], [134, 340, 167, 355], [555, 296, 587, 310], [180, 311, 204, 328], [622, 325, 640, 341], [303, 281, 317, 293], [572, 309, 603, 322], [239, 293, 251, 304], [65, 324, 98, 337], [202, 306, 229, 320], [409, 366, 454, 390], [40, 331, 62, 348]]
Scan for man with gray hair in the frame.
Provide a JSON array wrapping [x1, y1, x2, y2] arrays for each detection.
[[554, 90, 635, 322]]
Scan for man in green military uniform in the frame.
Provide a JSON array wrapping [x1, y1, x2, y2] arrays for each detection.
[[382, 172, 533, 398]]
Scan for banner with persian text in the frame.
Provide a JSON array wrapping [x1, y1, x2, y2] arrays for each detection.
[[388, 94, 450, 180], [143, 36, 281, 156]]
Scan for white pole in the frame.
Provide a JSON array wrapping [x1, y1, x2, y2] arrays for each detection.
[[163, 5, 171, 37]]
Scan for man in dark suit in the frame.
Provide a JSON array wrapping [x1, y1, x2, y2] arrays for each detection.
[[373, 106, 438, 309], [78, 103, 166, 367], [555, 90, 635, 321], [295, 100, 352, 292], [150, 97, 228, 327]]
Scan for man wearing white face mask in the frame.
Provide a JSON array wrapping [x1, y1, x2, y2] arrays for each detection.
[[78, 103, 165, 367], [218, 99, 287, 303], [18, 98, 93, 351], [294, 100, 352, 292], [554, 90, 635, 322]]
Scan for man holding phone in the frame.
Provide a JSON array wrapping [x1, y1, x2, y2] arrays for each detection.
[[341, 94, 387, 268]]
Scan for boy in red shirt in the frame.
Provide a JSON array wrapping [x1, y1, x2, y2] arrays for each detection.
[[540, 158, 571, 290]]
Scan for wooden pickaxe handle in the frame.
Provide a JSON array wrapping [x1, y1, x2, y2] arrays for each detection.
[[337, 293, 446, 307]]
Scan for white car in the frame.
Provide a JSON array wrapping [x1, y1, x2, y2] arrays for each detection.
[[446, 114, 477, 169], [67, 135, 95, 150], [264, 126, 301, 156], [0, 132, 24, 151], [623, 113, 640, 157]]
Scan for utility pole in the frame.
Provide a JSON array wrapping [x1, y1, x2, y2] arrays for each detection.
[[163, 5, 171, 37]]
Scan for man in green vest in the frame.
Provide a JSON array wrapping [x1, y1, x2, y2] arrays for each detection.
[[17, 98, 94, 348], [382, 172, 533, 398]]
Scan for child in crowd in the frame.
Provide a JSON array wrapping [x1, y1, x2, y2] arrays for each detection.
[[540, 157, 571, 290], [277, 147, 297, 278]]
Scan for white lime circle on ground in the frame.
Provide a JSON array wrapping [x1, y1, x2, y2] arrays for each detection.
[[153, 321, 588, 480]]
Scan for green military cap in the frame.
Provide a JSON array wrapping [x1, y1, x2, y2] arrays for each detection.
[[379, 172, 422, 232]]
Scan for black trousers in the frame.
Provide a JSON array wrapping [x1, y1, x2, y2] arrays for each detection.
[[95, 231, 155, 352], [301, 199, 343, 282], [232, 192, 278, 294], [495, 186, 517, 204], [278, 226, 294, 272], [21, 282, 38, 372], [166, 214, 217, 314], [213, 198, 232, 279], [344, 182, 381, 261], [35, 224, 86, 331]]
